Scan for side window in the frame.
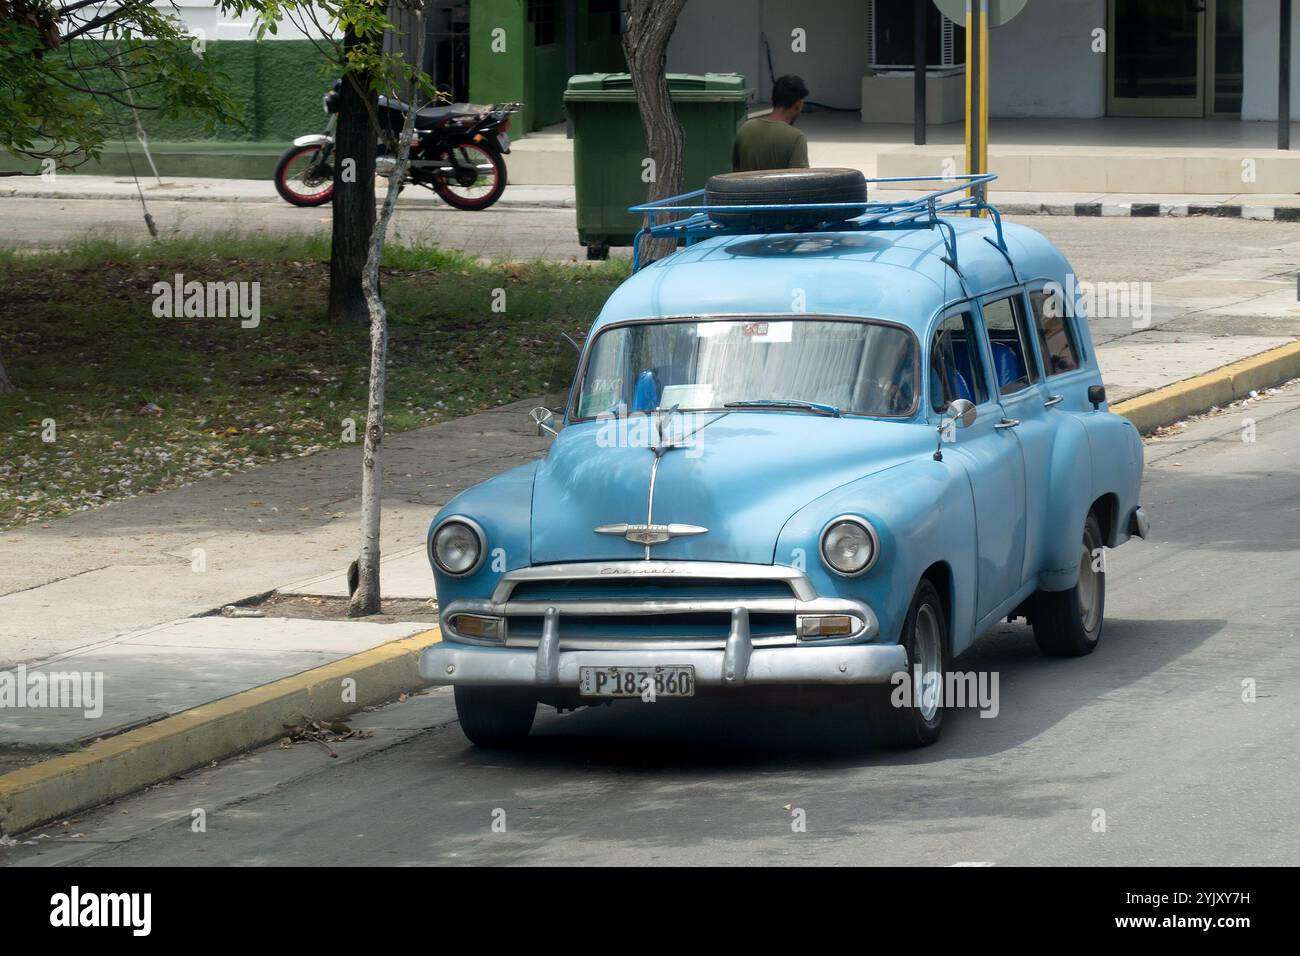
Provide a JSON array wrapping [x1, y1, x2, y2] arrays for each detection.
[[1029, 289, 1082, 375], [929, 311, 989, 413], [981, 295, 1038, 395]]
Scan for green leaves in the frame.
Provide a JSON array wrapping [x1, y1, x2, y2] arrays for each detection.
[[2, 2, 244, 170]]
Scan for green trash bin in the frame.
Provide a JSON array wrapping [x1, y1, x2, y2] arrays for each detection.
[[563, 73, 750, 259]]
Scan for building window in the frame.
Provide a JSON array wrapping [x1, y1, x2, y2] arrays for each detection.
[[528, 0, 558, 47], [868, 0, 965, 71], [588, 0, 621, 40]]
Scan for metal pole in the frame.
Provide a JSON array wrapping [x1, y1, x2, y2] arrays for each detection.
[[966, 0, 986, 212], [565, 0, 578, 139], [1282, 0, 1293, 150], [914, 0, 927, 145]]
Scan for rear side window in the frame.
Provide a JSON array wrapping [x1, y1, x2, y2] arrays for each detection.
[[1029, 290, 1081, 375], [929, 312, 988, 412], [981, 295, 1039, 395]]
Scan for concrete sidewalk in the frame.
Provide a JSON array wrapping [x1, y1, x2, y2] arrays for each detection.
[[5, 174, 1299, 219]]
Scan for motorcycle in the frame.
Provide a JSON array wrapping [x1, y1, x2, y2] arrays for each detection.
[[273, 81, 521, 211]]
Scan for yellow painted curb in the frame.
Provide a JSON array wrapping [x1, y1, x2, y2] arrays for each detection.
[[1113, 339, 1300, 434], [0, 628, 441, 837]]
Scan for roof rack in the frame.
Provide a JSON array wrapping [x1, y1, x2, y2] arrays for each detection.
[[628, 172, 1004, 273]]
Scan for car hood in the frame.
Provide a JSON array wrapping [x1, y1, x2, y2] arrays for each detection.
[[529, 412, 930, 565]]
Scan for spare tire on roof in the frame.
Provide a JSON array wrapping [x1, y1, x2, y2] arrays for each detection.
[[703, 167, 868, 230]]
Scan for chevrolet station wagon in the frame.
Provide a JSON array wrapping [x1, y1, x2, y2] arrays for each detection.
[[419, 169, 1148, 747]]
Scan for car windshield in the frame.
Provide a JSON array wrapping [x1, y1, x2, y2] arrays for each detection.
[[574, 317, 918, 419]]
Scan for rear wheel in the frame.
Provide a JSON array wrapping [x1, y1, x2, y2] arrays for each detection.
[[1032, 514, 1106, 657], [431, 141, 507, 210], [867, 578, 947, 747], [273, 144, 334, 207], [454, 686, 536, 746]]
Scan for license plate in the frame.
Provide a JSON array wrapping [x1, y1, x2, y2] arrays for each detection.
[[578, 665, 695, 698], [496, 132, 511, 153]]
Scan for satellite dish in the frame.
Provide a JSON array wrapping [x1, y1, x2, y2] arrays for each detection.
[[932, 0, 1029, 28]]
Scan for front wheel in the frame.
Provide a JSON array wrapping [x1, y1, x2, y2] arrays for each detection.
[[1031, 514, 1106, 657], [273, 143, 335, 207], [867, 578, 947, 747], [454, 686, 536, 747], [431, 141, 507, 210]]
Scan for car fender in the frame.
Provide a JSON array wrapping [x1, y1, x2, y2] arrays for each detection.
[[1037, 411, 1095, 591], [775, 458, 979, 654], [1085, 410, 1145, 545], [426, 461, 538, 607]]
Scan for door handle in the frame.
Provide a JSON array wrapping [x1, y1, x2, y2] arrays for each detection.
[[1043, 394, 1064, 408], [995, 418, 1021, 429]]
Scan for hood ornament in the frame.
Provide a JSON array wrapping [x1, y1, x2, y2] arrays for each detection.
[[594, 523, 708, 546]]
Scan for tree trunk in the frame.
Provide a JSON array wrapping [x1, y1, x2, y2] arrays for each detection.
[[348, 9, 428, 617], [329, 26, 378, 325], [623, 0, 688, 265], [0, 348, 14, 393]]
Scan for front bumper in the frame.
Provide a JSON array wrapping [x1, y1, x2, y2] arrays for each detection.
[[421, 603, 906, 689], [420, 639, 907, 688], [424, 560, 901, 688]]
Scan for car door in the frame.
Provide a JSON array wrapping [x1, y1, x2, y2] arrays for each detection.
[[930, 306, 1027, 623], [976, 290, 1053, 587]]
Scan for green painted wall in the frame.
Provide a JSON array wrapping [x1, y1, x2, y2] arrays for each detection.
[[470, 0, 628, 133], [470, 0, 534, 130], [67, 39, 328, 144]]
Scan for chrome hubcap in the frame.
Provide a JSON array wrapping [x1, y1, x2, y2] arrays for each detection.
[[1077, 534, 1102, 636], [913, 604, 942, 721]]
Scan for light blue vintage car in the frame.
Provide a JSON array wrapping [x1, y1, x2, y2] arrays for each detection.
[[419, 170, 1148, 747]]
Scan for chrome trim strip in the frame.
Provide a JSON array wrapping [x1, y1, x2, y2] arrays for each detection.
[[644, 454, 661, 559], [490, 561, 819, 603]]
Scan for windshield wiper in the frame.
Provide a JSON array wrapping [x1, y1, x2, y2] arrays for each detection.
[[723, 399, 841, 418]]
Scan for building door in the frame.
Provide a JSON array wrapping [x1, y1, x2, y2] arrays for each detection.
[[1107, 0, 1243, 118], [1108, 0, 1206, 117]]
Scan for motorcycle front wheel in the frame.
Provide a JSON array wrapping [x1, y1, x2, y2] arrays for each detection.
[[430, 140, 507, 210], [274, 143, 335, 207]]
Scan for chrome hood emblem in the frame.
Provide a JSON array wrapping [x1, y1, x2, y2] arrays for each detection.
[[594, 523, 708, 546]]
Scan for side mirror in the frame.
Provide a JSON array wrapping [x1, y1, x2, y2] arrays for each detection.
[[530, 406, 559, 438], [933, 399, 976, 461], [946, 398, 977, 429], [1088, 385, 1106, 410]]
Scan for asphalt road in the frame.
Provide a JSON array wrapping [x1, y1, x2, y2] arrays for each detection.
[[0, 193, 1295, 273], [7, 382, 1299, 867]]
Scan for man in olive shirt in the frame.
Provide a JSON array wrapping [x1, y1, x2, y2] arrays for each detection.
[[731, 75, 810, 172]]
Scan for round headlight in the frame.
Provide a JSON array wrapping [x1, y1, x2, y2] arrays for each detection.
[[432, 518, 485, 577], [820, 516, 879, 576]]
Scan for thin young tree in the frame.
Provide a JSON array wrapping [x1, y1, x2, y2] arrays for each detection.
[[348, 2, 429, 616], [622, 0, 689, 264]]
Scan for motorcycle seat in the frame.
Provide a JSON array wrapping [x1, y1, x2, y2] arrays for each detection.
[[377, 94, 480, 129]]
